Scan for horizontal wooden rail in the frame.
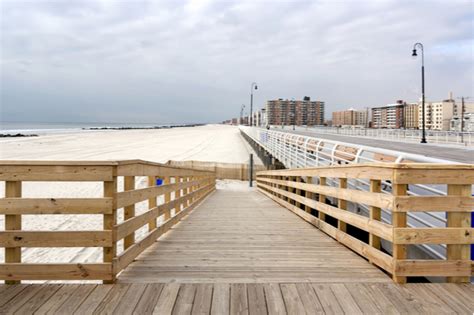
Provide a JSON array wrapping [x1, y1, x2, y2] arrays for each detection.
[[0, 231, 112, 247], [257, 163, 474, 284], [0, 198, 113, 214], [0, 159, 216, 283], [0, 263, 113, 281]]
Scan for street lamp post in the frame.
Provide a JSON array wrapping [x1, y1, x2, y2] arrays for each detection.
[[412, 43, 427, 143], [250, 82, 258, 126], [240, 104, 245, 125]]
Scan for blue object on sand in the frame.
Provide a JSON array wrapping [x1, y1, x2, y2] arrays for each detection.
[[156, 178, 163, 186]]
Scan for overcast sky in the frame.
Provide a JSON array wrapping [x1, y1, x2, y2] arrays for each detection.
[[1, 0, 473, 124]]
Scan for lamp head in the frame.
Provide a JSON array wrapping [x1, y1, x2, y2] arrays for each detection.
[[254, 84, 258, 90], [412, 49, 417, 57]]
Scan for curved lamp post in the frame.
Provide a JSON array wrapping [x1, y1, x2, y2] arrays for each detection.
[[250, 82, 258, 126], [412, 42, 427, 143]]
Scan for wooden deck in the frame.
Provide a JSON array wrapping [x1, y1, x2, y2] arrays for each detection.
[[118, 188, 390, 283], [1, 283, 473, 314], [1, 186, 473, 314]]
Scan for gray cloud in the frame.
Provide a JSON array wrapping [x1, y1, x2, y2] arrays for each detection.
[[1, 0, 473, 123]]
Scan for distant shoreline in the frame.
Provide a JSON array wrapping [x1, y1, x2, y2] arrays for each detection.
[[0, 133, 38, 138], [83, 123, 205, 131]]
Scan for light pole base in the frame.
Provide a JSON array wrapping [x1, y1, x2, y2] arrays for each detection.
[[420, 139, 427, 144]]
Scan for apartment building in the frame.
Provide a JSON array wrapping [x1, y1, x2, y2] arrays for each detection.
[[450, 112, 474, 132], [332, 108, 368, 127], [371, 101, 405, 128], [266, 97, 324, 126], [403, 103, 419, 129]]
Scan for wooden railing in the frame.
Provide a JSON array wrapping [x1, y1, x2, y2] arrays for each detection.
[[0, 160, 216, 283], [256, 163, 473, 283]]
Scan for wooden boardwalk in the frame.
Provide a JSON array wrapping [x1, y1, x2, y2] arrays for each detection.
[[1, 283, 473, 314], [118, 189, 390, 283], [1, 187, 473, 314]]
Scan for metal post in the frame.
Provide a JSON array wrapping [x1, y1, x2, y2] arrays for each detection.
[[421, 63, 427, 143], [249, 153, 254, 187]]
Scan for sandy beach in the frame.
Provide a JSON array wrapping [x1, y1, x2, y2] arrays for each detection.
[[0, 125, 262, 270]]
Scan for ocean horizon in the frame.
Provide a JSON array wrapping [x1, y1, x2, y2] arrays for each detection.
[[0, 121, 201, 135]]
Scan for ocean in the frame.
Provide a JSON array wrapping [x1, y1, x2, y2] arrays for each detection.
[[0, 121, 176, 135]]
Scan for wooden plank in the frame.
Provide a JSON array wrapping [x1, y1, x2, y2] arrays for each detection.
[[116, 179, 203, 208], [0, 284, 45, 313], [0, 284, 28, 306], [247, 284, 267, 315], [263, 283, 286, 315], [369, 179, 382, 255], [35, 284, 81, 315], [295, 283, 324, 314], [0, 165, 115, 181], [103, 178, 117, 284], [164, 176, 172, 220], [330, 284, 363, 314], [14, 284, 62, 314], [0, 198, 113, 214], [172, 284, 196, 315], [258, 176, 393, 210], [393, 168, 474, 184], [0, 230, 112, 247], [191, 284, 213, 314], [153, 283, 180, 314], [124, 176, 136, 250], [258, 164, 394, 181], [344, 284, 383, 314], [113, 186, 214, 273], [133, 284, 164, 314], [116, 162, 213, 177], [175, 177, 182, 214], [0, 263, 113, 280], [211, 283, 230, 315], [258, 186, 394, 273], [394, 260, 471, 277], [54, 285, 97, 314], [111, 283, 147, 314], [338, 178, 347, 232], [447, 184, 471, 283], [5, 181, 21, 285], [257, 182, 393, 242], [280, 283, 306, 314], [148, 176, 158, 231], [393, 196, 474, 212], [73, 285, 114, 314], [312, 283, 344, 314], [393, 228, 474, 244], [230, 283, 248, 315], [304, 176, 313, 213], [391, 184, 407, 284], [115, 186, 208, 241]]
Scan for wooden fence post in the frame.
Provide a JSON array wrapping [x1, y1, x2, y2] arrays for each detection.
[[103, 177, 117, 284], [447, 184, 471, 283], [318, 177, 327, 221], [148, 176, 157, 231], [164, 177, 171, 220], [186, 177, 191, 207], [392, 183, 407, 284], [5, 181, 22, 285], [338, 178, 347, 232], [123, 176, 135, 249], [369, 180, 382, 257], [175, 177, 182, 214], [295, 177, 301, 209], [305, 176, 313, 213]]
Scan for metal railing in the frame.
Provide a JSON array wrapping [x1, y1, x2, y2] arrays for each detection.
[[273, 125, 474, 146], [240, 126, 472, 262]]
